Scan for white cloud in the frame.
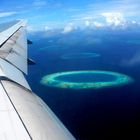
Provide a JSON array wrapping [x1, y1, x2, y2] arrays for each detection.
[[93, 21, 104, 28], [85, 20, 90, 26], [26, 24, 45, 32], [85, 20, 104, 28], [84, 12, 139, 29], [26, 25, 34, 32], [121, 52, 140, 67], [101, 12, 126, 26], [132, 20, 137, 24], [62, 23, 76, 34], [72, 11, 131, 29], [33, 0, 46, 7], [80, 16, 94, 20], [33, 0, 61, 8], [88, 0, 140, 19], [70, 0, 140, 29], [0, 12, 16, 18], [44, 26, 52, 31]]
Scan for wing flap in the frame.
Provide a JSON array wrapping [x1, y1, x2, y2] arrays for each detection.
[[0, 20, 26, 46], [0, 20, 27, 74], [0, 58, 30, 90]]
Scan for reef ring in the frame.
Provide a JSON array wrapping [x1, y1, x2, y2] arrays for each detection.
[[40, 71, 133, 89]]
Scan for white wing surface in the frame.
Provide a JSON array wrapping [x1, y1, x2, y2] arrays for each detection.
[[0, 20, 75, 140]]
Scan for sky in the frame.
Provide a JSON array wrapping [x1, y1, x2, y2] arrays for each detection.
[[0, 0, 140, 32]]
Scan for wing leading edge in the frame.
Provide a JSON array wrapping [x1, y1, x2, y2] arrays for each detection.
[[0, 20, 75, 140]]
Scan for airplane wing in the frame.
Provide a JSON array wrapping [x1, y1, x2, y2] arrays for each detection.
[[0, 20, 75, 140]]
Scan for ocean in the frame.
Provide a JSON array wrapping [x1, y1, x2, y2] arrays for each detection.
[[26, 28, 140, 140]]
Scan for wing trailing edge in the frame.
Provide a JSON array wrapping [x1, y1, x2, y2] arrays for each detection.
[[0, 20, 27, 74]]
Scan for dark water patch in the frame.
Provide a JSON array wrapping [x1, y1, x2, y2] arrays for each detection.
[[61, 52, 100, 60]]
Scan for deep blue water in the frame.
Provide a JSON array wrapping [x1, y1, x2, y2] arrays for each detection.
[[61, 52, 100, 59], [27, 28, 140, 140]]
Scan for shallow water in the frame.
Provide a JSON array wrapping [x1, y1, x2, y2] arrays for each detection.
[[55, 72, 116, 83]]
